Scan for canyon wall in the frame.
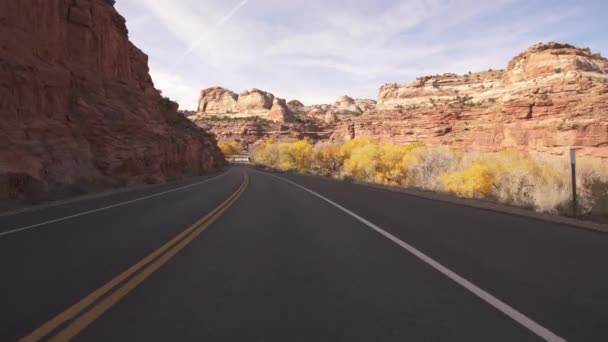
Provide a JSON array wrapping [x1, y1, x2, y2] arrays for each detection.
[[334, 43, 608, 158], [0, 0, 223, 207]]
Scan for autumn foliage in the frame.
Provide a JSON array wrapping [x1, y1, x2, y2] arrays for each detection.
[[252, 138, 608, 217], [218, 141, 240, 158]]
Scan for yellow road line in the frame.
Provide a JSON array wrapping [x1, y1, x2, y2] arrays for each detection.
[[21, 171, 249, 342]]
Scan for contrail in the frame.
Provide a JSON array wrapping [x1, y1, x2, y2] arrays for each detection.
[[172, 0, 249, 68]]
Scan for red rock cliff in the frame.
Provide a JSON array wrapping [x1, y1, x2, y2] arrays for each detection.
[[334, 42, 608, 158], [0, 0, 224, 206]]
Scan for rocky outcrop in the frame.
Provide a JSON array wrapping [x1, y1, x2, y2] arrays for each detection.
[[505, 42, 608, 83], [195, 85, 377, 126], [353, 99, 377, 112], [0, 0, 223, 208], [333, 95, 376, 114], [335, 95, 359, 113], [305, 106, 333, 121], [288, 99, 305, 109], [197, 87, 238, 114], [303, 96, 377, 117], [335, 42, 608, 158], [193, 90, 377, 147], [268, 98, 294, 123], [324, 111, 338, 124], [196, 87, 294, 123], [194, 119, 334, 147], [236, 88, 275, 114]]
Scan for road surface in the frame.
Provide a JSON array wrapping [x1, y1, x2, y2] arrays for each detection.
[[1, 166, 607, 341]]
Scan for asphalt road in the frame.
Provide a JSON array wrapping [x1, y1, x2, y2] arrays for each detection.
[[1, 166, 607, 341]]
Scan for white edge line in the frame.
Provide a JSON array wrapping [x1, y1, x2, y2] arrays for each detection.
[[0, 171, 229, 238], [269, 173, 566, 342]]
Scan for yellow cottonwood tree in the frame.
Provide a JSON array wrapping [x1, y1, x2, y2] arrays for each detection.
[[282, 140, 314, 171], [314, 144, 344, 173], [442, 164, 494, 198], [218, 141, 240, 158]]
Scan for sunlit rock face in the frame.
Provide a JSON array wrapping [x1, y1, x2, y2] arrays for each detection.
[[236, 88, 276, 114], [196, 87, 292, 122], [197, 87, 238, 114], [334, 42, 608, 158], [268, 98, 294, 123]]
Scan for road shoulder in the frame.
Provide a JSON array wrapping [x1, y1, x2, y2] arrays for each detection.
[[255, 167, 608, 233]]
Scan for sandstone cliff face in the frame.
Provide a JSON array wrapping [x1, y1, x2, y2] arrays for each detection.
[[268, 98, 294, 123], [194, 89, 375, 146], [333, 95, 376, 114], [0, 0, 223, 207], [236, 88, 275, 113], [197, 87, 238, 114], [196, 86, 292, 122], [195, 84, 377, 126], [300, 97, 376, 122], [335, 43, 608, 158], [194, 119, 333, 146]]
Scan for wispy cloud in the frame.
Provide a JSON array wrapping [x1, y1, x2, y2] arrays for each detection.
[[117, 0, 607, 109], [172, 0, 250, 68]]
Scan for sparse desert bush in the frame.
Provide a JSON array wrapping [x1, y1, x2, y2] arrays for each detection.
[[407, 146, 457, 190], [252, 138, 608, 219]]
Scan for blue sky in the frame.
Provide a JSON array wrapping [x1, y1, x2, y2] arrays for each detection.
[[115, 0, 607, 110]]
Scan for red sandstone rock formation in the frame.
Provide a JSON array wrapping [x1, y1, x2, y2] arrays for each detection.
[[195, 85, 376, 126], [307, 96, 376, 116], [268, 98, 294, 123], [197, 87, 238, 114], [236, 88, 275, 113], [193, 88, 374, 144], [334, 42, 608, 158], [0, 0, 223, 207], [196, 87, 293, 123]]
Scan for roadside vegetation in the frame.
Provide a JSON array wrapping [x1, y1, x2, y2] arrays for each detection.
[[218, 141, 241, 158], [252, 138, 608, 218]]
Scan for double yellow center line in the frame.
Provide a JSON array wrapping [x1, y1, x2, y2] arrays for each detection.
[[21, 171, 249, 342]]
